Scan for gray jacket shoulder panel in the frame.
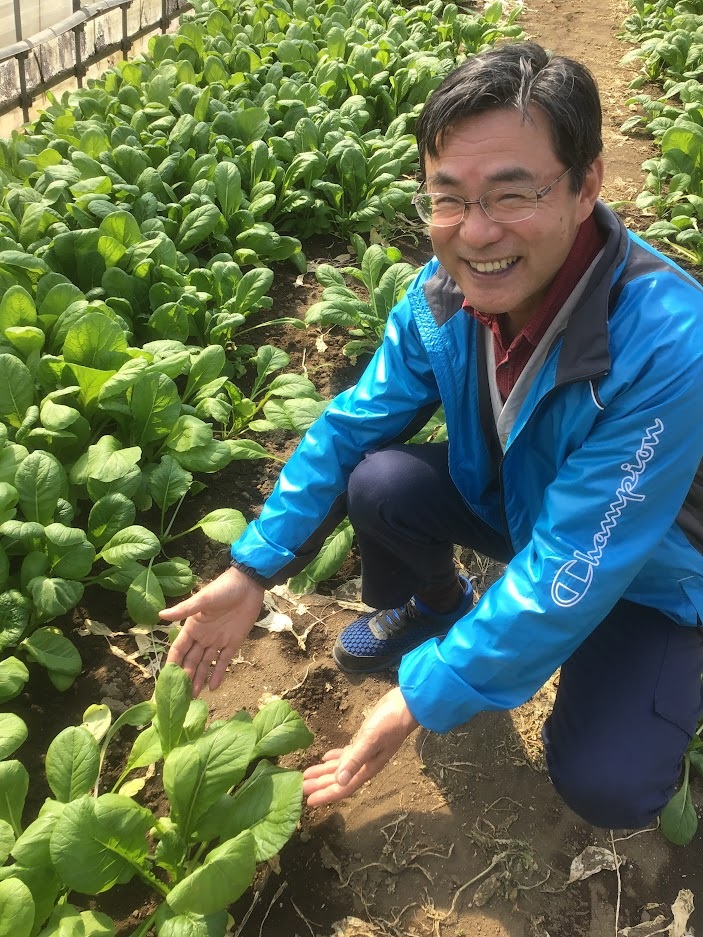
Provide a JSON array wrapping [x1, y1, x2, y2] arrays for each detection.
[[422, 265, 465, 326]]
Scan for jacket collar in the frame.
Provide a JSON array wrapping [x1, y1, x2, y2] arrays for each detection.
[[555, 201, 628, 385]]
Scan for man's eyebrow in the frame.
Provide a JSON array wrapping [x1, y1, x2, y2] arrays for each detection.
[[486, 167, 535, 184], [426, 167, 536, 188]]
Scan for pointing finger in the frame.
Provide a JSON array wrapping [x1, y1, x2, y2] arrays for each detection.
[[305, 764, 374, 806], [167, 625, 197, 667], [208, 648, 233, 691], [303, 756, 343, 781], [159, 593, 204, 621], [335, 741, 375, 787], [322, 748, 344, 762]]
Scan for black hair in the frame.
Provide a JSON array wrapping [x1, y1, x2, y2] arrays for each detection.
[[416, 42, 602, 193]]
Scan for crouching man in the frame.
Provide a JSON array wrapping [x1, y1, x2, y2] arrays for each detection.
[[161, 42, 703, 830]]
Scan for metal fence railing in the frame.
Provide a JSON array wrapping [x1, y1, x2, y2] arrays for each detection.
[[0, 0, 192, 122]]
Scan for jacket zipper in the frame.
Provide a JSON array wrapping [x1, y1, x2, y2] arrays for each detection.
[[497, 368, 610, 552]]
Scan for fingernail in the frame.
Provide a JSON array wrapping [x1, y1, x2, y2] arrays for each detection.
[[337, 769, 351, 786]]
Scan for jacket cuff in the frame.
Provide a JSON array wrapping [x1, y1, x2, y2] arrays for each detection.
[[231, 522, 297, 580], [229, 560, 277, 590], [398, 639, 490, 733]]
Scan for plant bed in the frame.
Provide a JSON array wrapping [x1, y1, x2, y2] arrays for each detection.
[[3, 250, 702, 936]]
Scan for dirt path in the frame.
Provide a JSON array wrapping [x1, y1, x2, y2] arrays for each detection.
[[198, 5, 703, 937], [523, 0, 656, 204]]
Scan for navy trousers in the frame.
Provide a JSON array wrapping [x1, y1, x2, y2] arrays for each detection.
[[347, 443, 703, 829]]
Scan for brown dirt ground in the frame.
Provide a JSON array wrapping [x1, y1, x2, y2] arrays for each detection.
[[10, 2, 702, 936]]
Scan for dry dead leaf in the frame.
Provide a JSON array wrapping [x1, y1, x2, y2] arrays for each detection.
[[568, 845, 623, 884], [618, 919, 668, 937], [528, 915, 552, 937], [618, 889, 694, 937], [325, 918, 381, 937], [107, 643, 153, 679], [79, 619, 114, 637], [333, 578, 363, 601], [669, 889, 694, 937], [255, 609, 295, 633], [472, 870, 504, 907], [271, 583, 327, 606], [330, 578, 373, 612], [319, 842, 343, 879], [132, 632, 166, 656], [335, 599, 372, 612], [257, 595, 317, 650]]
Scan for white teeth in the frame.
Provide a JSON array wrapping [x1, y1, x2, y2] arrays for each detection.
[[469, 257, 517, 273]]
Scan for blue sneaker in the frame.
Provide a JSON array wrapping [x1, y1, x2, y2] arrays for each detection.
[[332, 577, 474, 674]]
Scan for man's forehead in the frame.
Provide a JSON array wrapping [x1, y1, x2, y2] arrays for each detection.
[[426, 165, 536, 187], [424, 108, 559, 184]]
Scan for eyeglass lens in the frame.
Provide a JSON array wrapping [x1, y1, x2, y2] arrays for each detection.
[[416, 187, 540, 225]]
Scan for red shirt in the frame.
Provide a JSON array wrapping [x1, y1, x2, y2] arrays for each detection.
[[463, 215, 605, 401]]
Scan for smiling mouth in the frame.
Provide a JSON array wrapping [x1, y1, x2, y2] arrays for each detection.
[[468, 256, 519, 273]]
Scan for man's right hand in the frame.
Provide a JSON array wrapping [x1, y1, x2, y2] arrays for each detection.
[[160, 566, 265, 696]]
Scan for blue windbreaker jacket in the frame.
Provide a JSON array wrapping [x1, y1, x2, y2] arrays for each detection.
[[231, 202, 703, 733]]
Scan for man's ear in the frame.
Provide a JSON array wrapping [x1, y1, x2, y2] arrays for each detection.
[[577, 156, 604, 221]]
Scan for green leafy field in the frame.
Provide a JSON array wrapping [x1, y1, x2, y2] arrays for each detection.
[[620, 0, 703, 844], [0, 0, 531, 933], [0, 0, 522, 695], [620, 0, 703, 264]]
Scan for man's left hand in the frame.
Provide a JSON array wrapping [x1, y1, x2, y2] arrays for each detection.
[[303, 687, 419, 806]]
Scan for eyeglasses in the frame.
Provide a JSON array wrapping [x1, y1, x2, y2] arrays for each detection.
[[411, 167, 573, 226]]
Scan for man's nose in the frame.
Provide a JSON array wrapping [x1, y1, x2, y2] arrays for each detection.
[[456, 202, 504, 245]]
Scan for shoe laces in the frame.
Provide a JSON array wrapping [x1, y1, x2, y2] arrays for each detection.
[[374, 599, 419, 638]]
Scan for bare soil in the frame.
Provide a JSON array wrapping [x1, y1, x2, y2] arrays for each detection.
[[12, 2, 703, 936]]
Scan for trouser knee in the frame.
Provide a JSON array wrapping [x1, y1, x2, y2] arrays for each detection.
[[544, 725, 672, 829], [551, 772, 663, 829], [347, 447, 422, 533]]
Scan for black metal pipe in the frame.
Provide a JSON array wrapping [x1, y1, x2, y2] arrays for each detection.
[[17, 52, 30, 123], [12, 0, 22, 42], [121, 2, 130, 60]]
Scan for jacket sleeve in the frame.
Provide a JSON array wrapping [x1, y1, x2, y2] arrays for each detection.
[[399, 306, 703, 732], [230, 272, 442, 583]]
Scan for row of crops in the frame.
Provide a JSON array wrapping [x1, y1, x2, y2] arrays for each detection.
[[0, 0, 525, 933], [620, 0, 703, 264], [0, 0, 522, 696], [619, 0, 703, 849]]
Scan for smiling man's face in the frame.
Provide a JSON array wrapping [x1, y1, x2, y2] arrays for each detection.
[[424, 106, 603, 333]]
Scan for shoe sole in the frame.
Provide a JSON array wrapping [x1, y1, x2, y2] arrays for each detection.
[[332, 627, 451, 675], [332, 644, 402, 674]]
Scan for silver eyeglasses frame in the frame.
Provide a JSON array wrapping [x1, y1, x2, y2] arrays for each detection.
[[412, 166, 573, 227]]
